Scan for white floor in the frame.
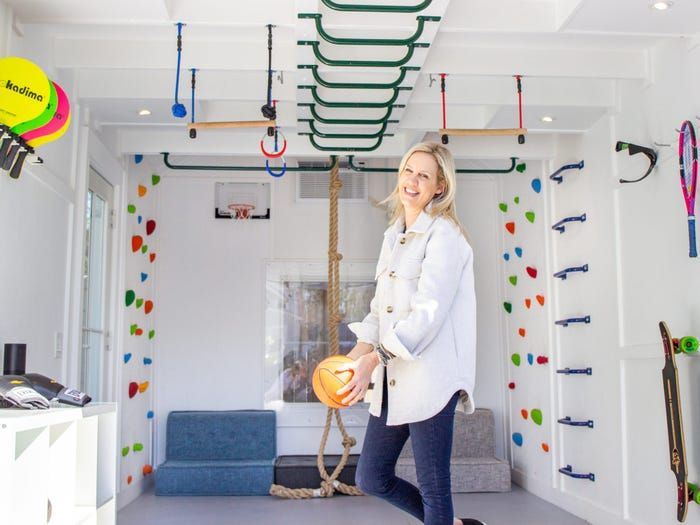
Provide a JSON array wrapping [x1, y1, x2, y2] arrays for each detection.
[[118, 485, 589, 525]]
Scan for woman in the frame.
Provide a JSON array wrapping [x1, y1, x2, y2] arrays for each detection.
[[337, 142, 483, 525]]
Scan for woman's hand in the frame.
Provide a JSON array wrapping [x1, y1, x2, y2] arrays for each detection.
[[336, 351, 379, 406]]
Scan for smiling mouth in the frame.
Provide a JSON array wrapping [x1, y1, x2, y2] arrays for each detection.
[[403, 188, 419, 197]]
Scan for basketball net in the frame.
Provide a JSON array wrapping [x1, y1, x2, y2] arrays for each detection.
[[227, 203, 254, 220]]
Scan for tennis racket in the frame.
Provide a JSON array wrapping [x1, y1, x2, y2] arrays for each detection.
[[678, 120, 698, 257]]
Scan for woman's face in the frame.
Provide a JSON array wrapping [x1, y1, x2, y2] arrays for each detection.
[[398, 151, 445, 215]]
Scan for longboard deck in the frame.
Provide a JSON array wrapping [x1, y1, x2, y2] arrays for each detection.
[[660, 321, 688, 522]]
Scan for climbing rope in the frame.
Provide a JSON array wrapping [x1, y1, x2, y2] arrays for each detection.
[[269, 158, 364, 499]]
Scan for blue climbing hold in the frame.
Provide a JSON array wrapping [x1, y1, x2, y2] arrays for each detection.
[[531, 178, 542, 193], [143, 357, 153, 365], [527, 353, 534, 365], [123, 353, 132, 364], [135, 154, 143, 164], [147, 411, 154, 419], [141, 272, 148, 282], [503, 253, 510, 261], [513, 433, 524, 447], [515, 247, 523, 258], [137, 215, 143, 224]]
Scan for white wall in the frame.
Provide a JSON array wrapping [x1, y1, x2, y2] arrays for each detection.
[[508, 38, 700, 525]]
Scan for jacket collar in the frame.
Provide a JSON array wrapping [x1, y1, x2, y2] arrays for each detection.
[[384, 205, 437, 238]]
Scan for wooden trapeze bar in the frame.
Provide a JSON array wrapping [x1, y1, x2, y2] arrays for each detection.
[[187, 120, 276, 130], [439, 127, 528, 137]]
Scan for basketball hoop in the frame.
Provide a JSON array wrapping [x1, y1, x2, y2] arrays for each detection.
[[227, 203, 255, 220]]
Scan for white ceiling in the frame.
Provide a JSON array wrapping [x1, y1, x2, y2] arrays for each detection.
[[3, 0, 698, 158]]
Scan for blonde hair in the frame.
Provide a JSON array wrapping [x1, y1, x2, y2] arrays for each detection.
[[380, 142, 468, 238]]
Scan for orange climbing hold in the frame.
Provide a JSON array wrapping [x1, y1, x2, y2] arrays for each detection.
[[518, 328, 526, 337], [525, 298, 532, 309], [536, 295, 545, 306], [505, 222, 515, 235], [138, 185, 147, 197], [542, 443, 550, 453], [521, 409, 528, 420]]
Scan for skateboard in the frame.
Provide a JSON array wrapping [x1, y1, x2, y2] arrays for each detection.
[[660, 321, 700, 522]]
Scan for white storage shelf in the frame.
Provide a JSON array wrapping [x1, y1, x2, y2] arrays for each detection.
[[0, 403, 117, 525]]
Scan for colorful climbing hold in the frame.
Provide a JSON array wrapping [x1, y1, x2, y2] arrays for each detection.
[[128, 382, 138, 398], [140, 272, 148, 282], [138, 185, 147, 197], [531, 409, 543, 426], [536, 295, 545, 306], [127, 475, 133, 485], [144, 300, 154, 315], [135, 326, 143, 336], [515, 247, 523, 258], [537, 356, 549, 364], [526, 267, 538, 279], [138, 381, 149, 393], [508, 382, 516, 390], [506, 222, 515, 235], [152, 174, 161, 186], [143, 464, 154, 476], [525, 298, 532, 309], [518, 328, 526, 337], [130, 324, 138, 335], [511, 354, 521, 366], [509, 275, 518, 286], [125, 290, 135, 306], [131, 235, 143, 252], [121, 446, 130, 457], [499, 203, 508, 213], [521, 409, 529, 420], [512, 433, 523, 447], [141, 244, 148, 254], [133, 443, 144, 452], [135, 298, 144, 309], [531, 178, 542, 193], [514, 196, 520, 204], [516, 163, 526, 173], [127, 204, 136, 214], [525, 211, 535, 223], [148, 330, 155, 339], [542, 443, 550, 453], [503, 253, 510, 261], [143, 357, 153, 365], [137, 215, 142, 225], [147, 411, 154, 419], [123, 353, 132, 364], [146, 219, 156, 236], [149, 253, 156, 263], [527, 353, 534, 365], [503, 302, 513, 313], [135, 154, 143, 164]]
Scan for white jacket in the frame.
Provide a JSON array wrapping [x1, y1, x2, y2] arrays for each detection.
[[348, 210, 477, 425]]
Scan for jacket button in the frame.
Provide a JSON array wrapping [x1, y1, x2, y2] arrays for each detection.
[[399, 237, 406, 245], [389, 271, 396, 278], [389, 379, 396, 387], [386, 306, 393, 313]]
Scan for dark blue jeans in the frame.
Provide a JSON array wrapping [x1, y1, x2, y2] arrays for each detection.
[[356, 376, 460, 525]]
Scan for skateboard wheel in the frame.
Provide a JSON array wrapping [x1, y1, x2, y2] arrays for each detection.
[[689, 483, 700, 504], [679, 336, 699, 355]]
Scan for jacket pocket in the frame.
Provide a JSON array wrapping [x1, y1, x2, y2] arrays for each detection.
[[394, 257, 422, 280]]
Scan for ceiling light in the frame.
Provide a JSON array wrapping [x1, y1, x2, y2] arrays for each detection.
[[541, 115, 554, 123], [651, 1, 672, 10], [138, 109, 151, 116]]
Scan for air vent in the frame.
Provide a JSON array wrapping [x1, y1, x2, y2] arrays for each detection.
[[296, 161, 367, 201]]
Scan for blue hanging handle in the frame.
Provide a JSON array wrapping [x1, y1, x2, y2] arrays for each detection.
[[265, 158, 287, 178], [555, 316, 591, 327], [553, 264, 589, 280], [552, 213, 586, 233], [556, 368, 593, 376], [549, 160, 584, 183], [559, 465, 595, 482], [172, 22, 187, 118], [558, 416, 594, 428], [189, 68, 197, 138]]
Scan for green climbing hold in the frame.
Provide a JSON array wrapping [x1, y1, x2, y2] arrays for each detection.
[[136, 298, 144, 309], [148, 329, 156, 340], [499, 203, 508, 213], [511, 354, 521, 366], [509, 275, 518, 286], [514, 196, 520, 204], [130, 324, 138, 335], [125, 290, 135, 307], [152, 174, 161, 186], [133, 442, 144, 452], [516, 163, 526, 173], [531, 409, 543, 426], [141, 244, 148, 254], [121, 446, 130, 457], [127, 204, 136, 214], [503, 302, 512, 313], [526, 211, 535, 223]]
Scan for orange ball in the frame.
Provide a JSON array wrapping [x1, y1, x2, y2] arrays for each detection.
[[312, 355, 354, 408]]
